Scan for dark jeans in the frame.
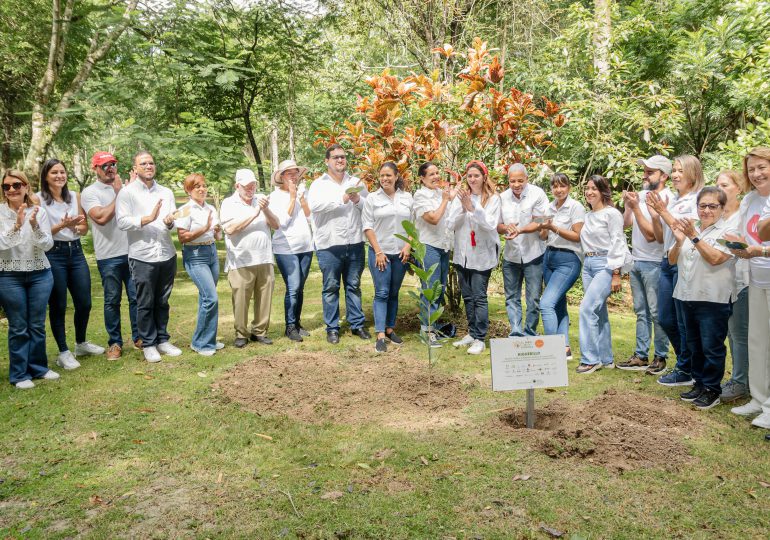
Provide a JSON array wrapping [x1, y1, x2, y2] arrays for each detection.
[[46, 239, 92, 352], [420, 244, 450, 330], [96, 255, 138, 347], [274, 251, 313, 327], [541, 248, 581, 346], [680, 300, 731, 393], [129, 256, 177, 348], [455, 264, 492, 340], [183, 244, 219, 351], [316, 242, 366, 332], [368, 247, 409, 333], [658, 257, 691, 374], [0, 269, 53, 383], [502, 255, 544, 337]]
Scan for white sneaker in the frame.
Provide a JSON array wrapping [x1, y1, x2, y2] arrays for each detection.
[[751, 411, 770, 429], [468, 339, 486, 355], [75, 341, 105, 356], [731, 401, 762, 417], [215, 342, 225, 350], [15, 380, 35, 389], [453, 335, 474, 348], [157, 342, 182, 357], [143, 346, 161, 363], [192, 347, 216, 357], [56, 350, 81, 370], [41, 370, 60, 380]]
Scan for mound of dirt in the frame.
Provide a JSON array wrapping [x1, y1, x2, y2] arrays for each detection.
[[215, 350, 473, 429], [495, 389, 702, 472]]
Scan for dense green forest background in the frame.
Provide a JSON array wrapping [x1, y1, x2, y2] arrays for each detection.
[[1, 0, 768, 194]]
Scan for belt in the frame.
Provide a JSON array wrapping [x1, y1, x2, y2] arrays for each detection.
[[584, 251, 608, 257], [185, 241, 215, 247], [546, 246, 576, 254], [53, 239, 82, 247]]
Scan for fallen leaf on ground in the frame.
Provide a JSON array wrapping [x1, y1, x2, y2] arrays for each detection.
[[320, 491, 344, 500], [197, 372, 207, 378], [89, 432, 97, 440], [419, 456, 429, 466], [133, 371, 144, 375], [255, 433, 273, 441], [136, 408, 155, 414], [89, 495, 105, 506], [512, 474, 531, 481], [356, 462, 371, 469], [539, 523, 564, 537], [143, 375, 154, 380], [131, 439, 145, 444], [216, 472, 223, 484], [373, 448, 394, 460], [759, 481, 770, 488]]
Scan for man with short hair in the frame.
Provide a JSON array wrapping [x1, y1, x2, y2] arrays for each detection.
[[116, 151, 181, 362], [617, 155, 673, 374], [497, 163, 549, 337], [220, 169, 279, 348], [81, 151, 139, 359], [308, 144, 371, 344]]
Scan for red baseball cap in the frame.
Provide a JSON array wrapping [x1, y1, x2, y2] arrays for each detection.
[[91, 151, 118, 168]]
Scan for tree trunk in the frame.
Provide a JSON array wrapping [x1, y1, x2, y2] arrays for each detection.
[[288, 122, 295, 161], [270, 122, 279, 171]]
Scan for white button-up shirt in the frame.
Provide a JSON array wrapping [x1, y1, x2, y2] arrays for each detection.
[[115, 180, 177, 263], [447, 193, 501, 271], [361, 188, 413, 254], [673, 219, 735, 303], [0, 204, 53, 272], [307, 172, 368, 250], [631, 188, 672, 262], [219, 192, 272, 272], [663, 190, 698, 252], [545, 196, 585, 252], [413, 186, 451, 250], [499, 184, 549, 264], [81, 181, 129, 260], [580, 206, 629, 270], [268, 188, 313, 255], [174, 200, 219, 244], [36, 192, 80, 241]]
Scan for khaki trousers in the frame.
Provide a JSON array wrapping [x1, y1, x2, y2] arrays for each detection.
[[228, 263, 274, 339], [748, 286, 770, 414]]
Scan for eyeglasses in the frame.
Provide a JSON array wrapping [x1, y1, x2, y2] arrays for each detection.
[[697, 203, 722, 210], [138, 162, 155, 168], [2, 182, 24, 192], [100, 162, 117, 171], [329, 155, 347, 161]]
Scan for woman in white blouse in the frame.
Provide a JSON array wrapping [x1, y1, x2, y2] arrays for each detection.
[[362, 162, 413, 353], [0, 170, 58, 388], [176, 174, 223, 356], [38, 159, 103, 371], [268, 160, 313, 342], [577, 175, 628, 374], [668, 187, 736, 409], [538, 173, 585, 360], [448, 160, 501, 355]]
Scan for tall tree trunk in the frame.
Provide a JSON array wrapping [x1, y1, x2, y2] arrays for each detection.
[[288, 122, 296, 161], [270, 122, 279, 170], [593, 0, 612, 89]]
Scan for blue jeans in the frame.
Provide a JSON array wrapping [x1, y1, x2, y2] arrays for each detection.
[[96, 255, 138, 347], [681, 300, 731, 393], [46, 240, 92, 352], [183, 244, 220, 351], [455, 265, 492, 340], [727, 287, 749, 386], [541, 248, 581, 346], [658, 257, 691, 374], [629, 260, 669, 359], [420, 244, 449, 330], [0, 269, 54, 384], [275, 251, 313, 327], [502, 255, 544, 336], [578, 256, 614, 366], [316, 242, 366, 332], [368, 247, 409, 333]]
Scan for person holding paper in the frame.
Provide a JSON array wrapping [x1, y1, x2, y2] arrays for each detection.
[[362, 162, 413, 353]]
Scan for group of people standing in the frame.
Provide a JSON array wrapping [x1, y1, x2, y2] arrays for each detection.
[[2, 144, 770, 432]]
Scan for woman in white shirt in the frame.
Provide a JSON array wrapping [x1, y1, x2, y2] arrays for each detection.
[[0, 170, 58, 388], [646, 155, 704, 385], [413, 162, 454, 346], [577, 175, 628, 374], [668, 187, 736, 409], [175, 174, 223, 356], [38, 159, 103, 371], [538, 173, 585, 360], [268, 160, 313, 342], [448, 160, 501, 355], [362, 162, 413, 353]]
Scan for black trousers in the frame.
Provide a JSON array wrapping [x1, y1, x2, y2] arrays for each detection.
[[455, 264, 492, 340], [129, 256, 177, 347]]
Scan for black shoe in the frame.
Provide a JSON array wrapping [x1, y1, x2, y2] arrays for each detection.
[[234, 337, 248, 348], [285, 325, 303, 342], [385, 330, 403, 344], [297, 326, 311, 337], [693, 389, 721, 410], [351, 327, 371, 340], [327, 331, 340, 344], [250, 334, 273, 345], [375, 338, 387, 353], [680, 384, 705, 402]]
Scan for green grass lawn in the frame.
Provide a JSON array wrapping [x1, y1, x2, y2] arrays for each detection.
[[1, 247, 769, 539]]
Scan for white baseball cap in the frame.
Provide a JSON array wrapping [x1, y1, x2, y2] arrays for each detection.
[[636, 155, 672, 176], [235, 168, 257, 185]]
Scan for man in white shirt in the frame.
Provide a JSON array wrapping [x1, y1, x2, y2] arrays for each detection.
[[497, 164, 549, 336], [81, 151, 139, 360], [220, 169, 279, 348], [115, 151, 181, 363], [308, 144, 371, 344], [617, 155, 672, 374]]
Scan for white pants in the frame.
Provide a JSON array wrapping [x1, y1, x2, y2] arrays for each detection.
[[748, 286, 770, 414]]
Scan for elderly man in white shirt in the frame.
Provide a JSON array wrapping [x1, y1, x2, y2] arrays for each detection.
[[307, 144, 371, 344], [220, 169, 279, 348], [497, 163, 549, 337], [116, 151, 181, 363]]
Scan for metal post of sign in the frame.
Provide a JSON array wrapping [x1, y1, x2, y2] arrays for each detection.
[[526, 388, 535, 429]]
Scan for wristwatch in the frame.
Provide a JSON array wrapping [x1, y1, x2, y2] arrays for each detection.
[[691, 237, 700, 244]]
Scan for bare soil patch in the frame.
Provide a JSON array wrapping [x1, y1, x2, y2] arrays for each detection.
[[215, 350, 473, 429], [492, 389, 702, 472]]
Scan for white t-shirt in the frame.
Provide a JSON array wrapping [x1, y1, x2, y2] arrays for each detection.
[[631, 188, 671, 262], [499, 184, 549, 264], [307, 172, 368, 250], [219, 192, 273, 271], [268, 188, 313, 255], [724, 210, 748, 296], [413, 187, 451, 251], [673, 219, 735, 303], [361, 188, 413, 255], [36, 192, 80, 242], [663, 190, 698, 252], [174, 200, 219, 244], [742, 191, 770, 289], [81, 181, 130, 260], [545, 196, 585, 252], [580, 206, 629, 270], [447, 193, 501, 271]]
